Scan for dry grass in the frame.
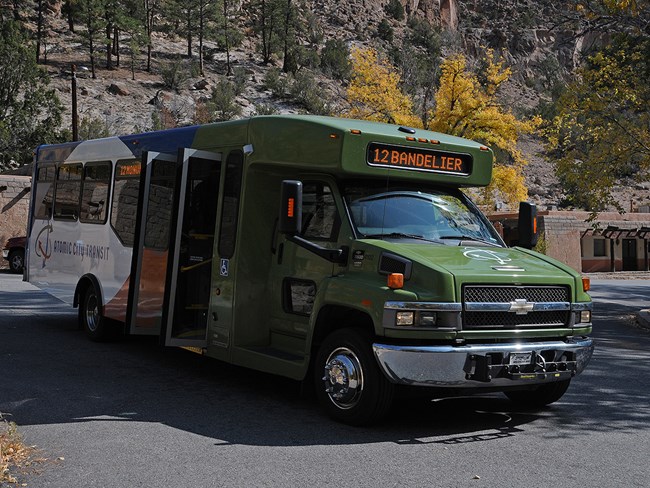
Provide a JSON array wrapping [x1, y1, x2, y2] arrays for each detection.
[[1, 414, 35, 485]]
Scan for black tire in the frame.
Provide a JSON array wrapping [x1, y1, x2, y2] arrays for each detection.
[[80, 285, 114, 342], [504, 379, 571, 408], [314, 328, 394, 425], [8, 249, 24, 273]]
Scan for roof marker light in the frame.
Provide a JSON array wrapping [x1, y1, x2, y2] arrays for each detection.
[[405, 136, 416, 142], [350, 129, 362, 135], [418, 138, 428, 143], [480, 146, 489, 151], [329, 133, 339, 139], [430, 140, 440, 145]]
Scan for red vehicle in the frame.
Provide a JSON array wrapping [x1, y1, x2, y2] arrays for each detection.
[[2, 236, 26, 273]]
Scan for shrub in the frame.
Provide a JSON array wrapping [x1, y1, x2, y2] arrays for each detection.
[[160, 56, 196, 92], [208, 78, 242, 121], [384, 0, 405, 21], [263, 68, 288, 98], [377, 19, 394, 43], [253, 103, 279, 115], [289, 71, 329, 115], [320, 39, 351, 80], [232, 67, 248, 96]]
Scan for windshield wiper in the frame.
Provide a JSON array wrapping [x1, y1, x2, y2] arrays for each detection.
[[438, 235, 500, 247], [362, 232, 440, 243]]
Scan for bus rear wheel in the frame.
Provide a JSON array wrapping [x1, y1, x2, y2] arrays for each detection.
[[80, 285, 114, 342], [504, 379, 571, 408], [314, 328, 394, 425]]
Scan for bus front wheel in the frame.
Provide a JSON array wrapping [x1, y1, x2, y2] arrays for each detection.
[[80, 285, 113, 342], [314, 328, 394, 425]]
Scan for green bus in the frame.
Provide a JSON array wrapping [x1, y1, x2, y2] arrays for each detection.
[[26, 115, 593, 424]]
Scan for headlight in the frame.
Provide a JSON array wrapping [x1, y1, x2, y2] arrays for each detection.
[[386, 302, 461, 330], [396, 311, 415, 326]]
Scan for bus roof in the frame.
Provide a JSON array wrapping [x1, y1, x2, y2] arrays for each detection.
[[36, 115, 493, 187]]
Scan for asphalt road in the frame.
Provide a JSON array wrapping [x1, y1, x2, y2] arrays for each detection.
[[1, 273, 649, 487]]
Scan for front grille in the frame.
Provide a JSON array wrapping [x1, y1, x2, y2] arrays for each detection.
[[464, 286, 569, 303], [463, 285, 571, 330]]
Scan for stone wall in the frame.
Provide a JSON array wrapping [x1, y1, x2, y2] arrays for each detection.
[[541, 214, 583, 272], [0, 175, 31, 268]]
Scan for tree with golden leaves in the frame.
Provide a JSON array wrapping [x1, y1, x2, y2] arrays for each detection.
[[344, 47, 420, 127], [428, 51, 539, 209], [545, 1, 650, 214]]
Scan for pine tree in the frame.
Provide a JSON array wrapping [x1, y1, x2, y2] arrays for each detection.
[[0, 20, 63, 169]]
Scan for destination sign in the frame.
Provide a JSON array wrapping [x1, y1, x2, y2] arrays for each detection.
[[117, 160, 141, 177], [367, 142, 472, 176]]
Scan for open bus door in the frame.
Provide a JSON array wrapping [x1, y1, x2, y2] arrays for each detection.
[[128, 151, 178, 335], [162, 149, 222, 349]]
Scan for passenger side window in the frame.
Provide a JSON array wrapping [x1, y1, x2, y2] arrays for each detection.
[[34, 165, 56, 220], [302, 183, 340, 241], [54, 163, 83, 220], [80, 162, 111, 224], [218, 151, 243, 259], [111, 159, 141, 247]]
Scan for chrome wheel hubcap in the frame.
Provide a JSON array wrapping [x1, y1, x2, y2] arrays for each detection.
[[85, 293, 99, 332], [322, 347, 364, 409]]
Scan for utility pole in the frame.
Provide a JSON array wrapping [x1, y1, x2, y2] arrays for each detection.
[[71, 64, 78, 141]]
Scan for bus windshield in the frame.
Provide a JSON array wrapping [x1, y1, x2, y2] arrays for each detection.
[[343, 184, 504, 247]]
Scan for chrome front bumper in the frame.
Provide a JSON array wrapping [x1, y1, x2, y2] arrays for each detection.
[[372, 337, 594, 387]]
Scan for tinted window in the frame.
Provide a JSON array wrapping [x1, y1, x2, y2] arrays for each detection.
[[80, 162, 111, 224], [594, 239, 607, 257], [111, 160, 141, 247], [143, 160, 177, 250], [218, 151, 243, 259], [302, 183, 340, 241], [54, 163, 82, 220], [34, 165, 56, 220]]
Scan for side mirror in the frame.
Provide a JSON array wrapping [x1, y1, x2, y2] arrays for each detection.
[[518, 201, 538, 249], [279, 180, 302, 235]]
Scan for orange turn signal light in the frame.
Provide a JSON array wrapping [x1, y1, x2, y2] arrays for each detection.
[[387, 273, 404, 290], [582, 277, 590, 292], [287, 198, 295, 218]]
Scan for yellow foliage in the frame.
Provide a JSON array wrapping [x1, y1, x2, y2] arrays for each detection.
[[345, 47, 421, 127], [429, 50, 538, 209], [477, 164, 528, 209], [344, 47, 538, 210], [429, 51, 539, 167]]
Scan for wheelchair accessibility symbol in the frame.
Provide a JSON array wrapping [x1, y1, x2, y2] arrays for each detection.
[[220, 258, 229, 277]]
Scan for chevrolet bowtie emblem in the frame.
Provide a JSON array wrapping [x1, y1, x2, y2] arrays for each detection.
[[509, 299, 535, 315]]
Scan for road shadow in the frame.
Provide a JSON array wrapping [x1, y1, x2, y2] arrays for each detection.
[[1, 280, 648, 448]]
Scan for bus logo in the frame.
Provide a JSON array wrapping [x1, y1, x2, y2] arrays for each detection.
[[463, 248, 512, 265], [35, 222, 54, 268]]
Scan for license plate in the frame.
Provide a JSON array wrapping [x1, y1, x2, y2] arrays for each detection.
[[509, 352, 532, 365]]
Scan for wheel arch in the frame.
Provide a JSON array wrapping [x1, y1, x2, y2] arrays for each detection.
[[74, 274, 104, 311], [310, 304, 376, 354]]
